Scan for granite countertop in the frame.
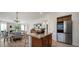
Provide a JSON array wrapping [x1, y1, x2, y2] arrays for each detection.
[[27, 32, 52, 39]]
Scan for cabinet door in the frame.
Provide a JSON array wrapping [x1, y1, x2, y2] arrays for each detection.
[[63, 16, 71, 21], [32, 37, 42, 47], [57, 33, 65, 42], [57, 18, 64, 22]]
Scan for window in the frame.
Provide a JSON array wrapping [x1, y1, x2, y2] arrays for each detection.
[[1, 23, 7, 31], [21, 25, 25, 31]]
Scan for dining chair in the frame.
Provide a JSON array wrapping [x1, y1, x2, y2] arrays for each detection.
[[2, 31, 9, 43], [12, 32, 22, 41]]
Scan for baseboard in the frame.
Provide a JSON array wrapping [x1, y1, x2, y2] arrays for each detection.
[[72, 43, 79, 47]]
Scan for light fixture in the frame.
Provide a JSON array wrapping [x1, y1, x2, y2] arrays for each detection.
[[14, 12, 20, 23], [40, 12, 43, 19]]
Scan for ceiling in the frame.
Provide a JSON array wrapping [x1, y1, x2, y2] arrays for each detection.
[[0, 12, 49, 21]]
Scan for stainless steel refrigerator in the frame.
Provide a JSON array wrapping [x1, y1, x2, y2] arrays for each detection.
[[64, 20, 72, 44], [57, 20, 72, 44]]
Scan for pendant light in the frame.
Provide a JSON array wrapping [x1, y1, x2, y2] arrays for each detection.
[[14, 12, 19, 23]]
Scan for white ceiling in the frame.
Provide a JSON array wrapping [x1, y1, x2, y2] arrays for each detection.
[[0, 12, 16, 19], [18, 12, 42, 20], [0, 12, 49, 20]]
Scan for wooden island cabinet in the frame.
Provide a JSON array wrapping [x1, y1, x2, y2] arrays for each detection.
[[27, 33, 52, 47]]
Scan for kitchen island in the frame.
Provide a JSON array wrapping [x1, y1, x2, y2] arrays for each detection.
[[27, 33, 52, 47]]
